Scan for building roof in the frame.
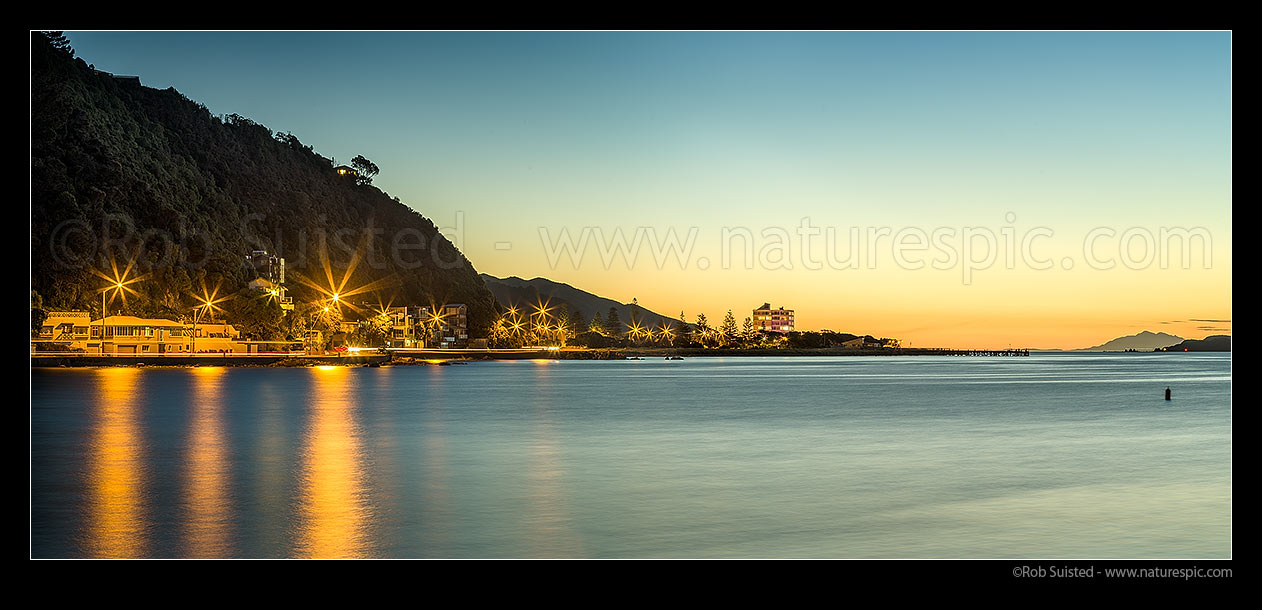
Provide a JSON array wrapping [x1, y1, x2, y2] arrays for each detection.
[[90, 316, 186, 328], [45, 310, 90, 318]]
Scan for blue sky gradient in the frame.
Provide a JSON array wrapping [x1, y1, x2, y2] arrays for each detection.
[[61, 31, 1231, 347]]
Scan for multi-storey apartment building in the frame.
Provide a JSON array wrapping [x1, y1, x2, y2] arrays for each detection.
[[426, 304, 468, 348], [752, 303, 795, 333]]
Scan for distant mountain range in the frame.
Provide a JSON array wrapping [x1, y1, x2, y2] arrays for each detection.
[[1077, 331, 1184, 352], [1158, 335, 1232, 352], [480, 275, 681, 329]]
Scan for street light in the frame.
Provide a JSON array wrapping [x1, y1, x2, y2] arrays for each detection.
[[184, 283, 227, 355], [93, 258, 146, 355], [190, 299, 212, 353], [99, 281, 125, 355]]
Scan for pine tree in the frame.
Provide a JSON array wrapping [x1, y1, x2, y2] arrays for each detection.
[[605, 307, 623, 337], [568, 309, 586, 337], [43, 32, 74, 57], [589, 311, 605, 335], [694, 313, 710, 346], [741, 316, 756, 347], [720, 310, 739, 347], [556, 303, 571, 342]]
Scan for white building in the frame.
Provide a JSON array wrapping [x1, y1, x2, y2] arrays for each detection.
[[90, 315, 189, 354], [33, 311, 93, 352], [31, 312, 258, 354]]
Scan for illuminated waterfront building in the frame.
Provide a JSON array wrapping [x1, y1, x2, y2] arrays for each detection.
[[425, 304, 468, 348], [29, 311, 295, 354], [752, 303, 795, 333], [32, 310, 93, 352]]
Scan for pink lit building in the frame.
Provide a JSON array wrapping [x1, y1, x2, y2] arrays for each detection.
[[753, 303, 795, 333]]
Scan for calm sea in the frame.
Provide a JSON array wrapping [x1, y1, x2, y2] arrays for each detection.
[[30, 353, 1231, 558]]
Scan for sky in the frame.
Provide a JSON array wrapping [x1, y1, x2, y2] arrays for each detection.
[[60, 31, 1231, 349]]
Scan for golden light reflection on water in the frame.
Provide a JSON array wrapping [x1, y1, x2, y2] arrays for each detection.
[[185, 367, 232, 557], [294, 366, 372, 558], [524, 367, 584, 557], [86, 367, 146, 558], [524, 425, 584, 557]]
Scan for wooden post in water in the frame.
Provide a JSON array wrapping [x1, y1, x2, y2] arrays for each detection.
[[1165, 387, 1171, 401]]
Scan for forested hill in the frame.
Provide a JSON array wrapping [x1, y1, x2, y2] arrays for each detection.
[[30, 32, 497, 335], [481, 274, 682, 331]]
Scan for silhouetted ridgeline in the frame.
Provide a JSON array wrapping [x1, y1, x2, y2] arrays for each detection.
[[481, 274, 682, 330], [1158, 335, 1231, 352], [30, 33, 497, 334], [1077, 330, 1184, 352]]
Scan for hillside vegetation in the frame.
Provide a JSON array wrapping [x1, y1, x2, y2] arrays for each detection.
[[31, 32, 497, 338]]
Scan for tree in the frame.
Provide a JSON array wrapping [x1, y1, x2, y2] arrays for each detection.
[[488, 317, 511, 348], [627, 298, 643, 342], [351, 155, 380, 186], [31, 290, 47, 334], [694, 313, 711, 346], [589, 311, 605, 335], [741, 316, 757, 347], [568, 309, 587, 338], [224, 288, 284, 340], [349, 311, 390, 347], [43, 31, 74, 56], [284, 303, 319, 343], [720, 310, 739, 347], [605, 307, 623, 337], [554, 303, 572, 345]]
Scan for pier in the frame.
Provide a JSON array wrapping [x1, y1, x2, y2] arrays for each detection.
[[938, 349, 1030, 357]]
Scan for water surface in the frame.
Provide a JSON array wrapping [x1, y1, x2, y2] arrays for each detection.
[[30, 353, 1232, 558]]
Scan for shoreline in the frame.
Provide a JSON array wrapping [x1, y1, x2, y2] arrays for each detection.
[[30, 347, 1041, 368], [32, 347, 1232, 369]]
